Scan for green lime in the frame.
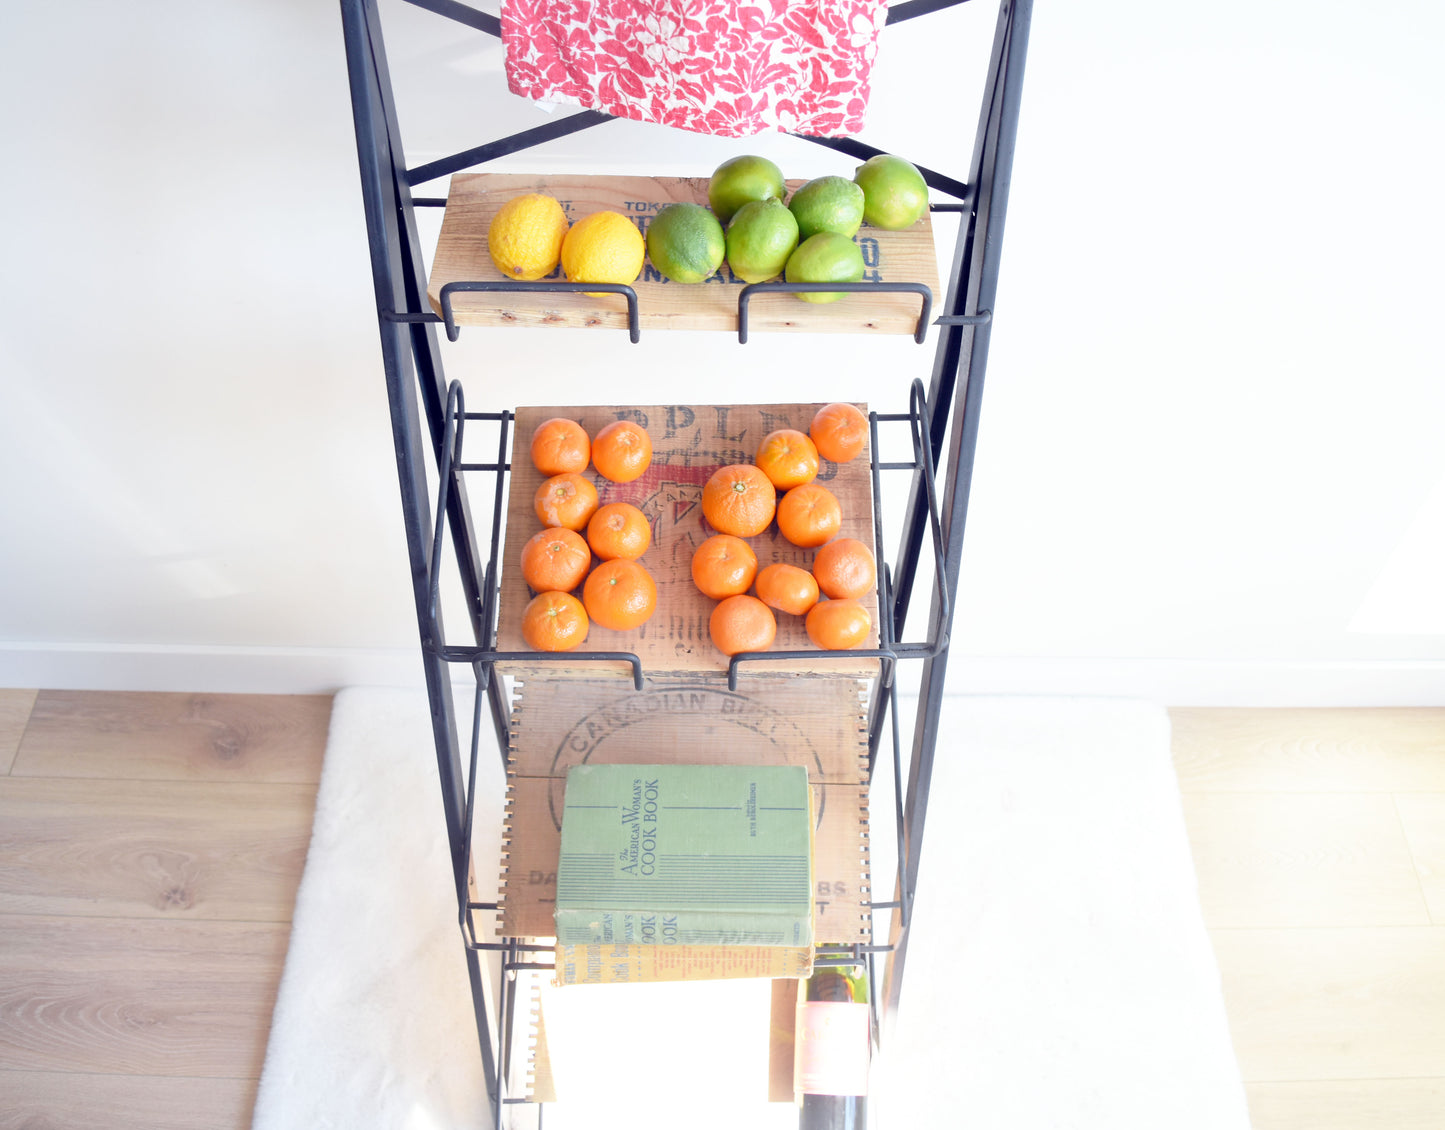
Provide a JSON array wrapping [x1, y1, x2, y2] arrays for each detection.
[[725, 198, 800, 284], [708, 155, 786, 225], [646, 203, 726, 284], [784, 231, 865, 304], [788, 176, 865, 241], [853, 154, 930, 230]]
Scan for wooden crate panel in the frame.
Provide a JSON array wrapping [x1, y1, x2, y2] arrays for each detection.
[[499, 775, 869, 944], [495, 402, 881, 680], [498, 676, 872, 943], [429, 174, 941, 336], [507, 678, 869, 786]]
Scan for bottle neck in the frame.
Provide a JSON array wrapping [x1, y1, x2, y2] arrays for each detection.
[[806, 967, 866, 1004]]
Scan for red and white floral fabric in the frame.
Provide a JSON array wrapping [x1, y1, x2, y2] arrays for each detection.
[[502, 0, 891, 138]]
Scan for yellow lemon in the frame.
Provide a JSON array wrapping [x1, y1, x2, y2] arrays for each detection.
[[487, 193, 569, 281], [560, 211, 646, 288]]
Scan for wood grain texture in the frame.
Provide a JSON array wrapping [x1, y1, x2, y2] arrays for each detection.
[[530, 985, 557, 1104], [1176, 708, 1445, 1122], [500, 676, 870, 942], [429, 174, 941, 337], [1181, 793, 1431, 927], [1171, 708, 1445, 792], [0, 1069, 258, 1130], [496, 403, 881, 680], [507, 677, 869, 784], [768, 977, 798, 1103], [0, 688, 37, 774], [1395, 793, 1445, 924], [12, 691, 331, 783], [0, 777, 317, 920], [1210, 926, 1445, 1081], [1, 690, 329, 1126], [0, 914, 290, 1077], [1244, 1078, 1445, 1130], [2, 697, 1435, 1130]]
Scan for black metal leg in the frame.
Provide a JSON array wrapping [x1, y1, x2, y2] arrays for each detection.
[[889, 0, 1014, 641], [341, 0, 1035, 1112], [864, 0, 1020, 859], [340, 0, 501, 1116], [881, 0, 1034, 1027], [360, 0, 517, 767]]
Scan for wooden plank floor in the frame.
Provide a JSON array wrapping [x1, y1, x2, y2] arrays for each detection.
[[1172, 708, 1445, 1129], [0, 689, 330, 1130], [1, 691, 1441, 1128]]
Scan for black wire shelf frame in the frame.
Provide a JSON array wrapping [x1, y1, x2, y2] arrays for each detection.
[[394, 279, 940, 346], [339, 0, 1034, 1122], [413, 376, 957, 1120]]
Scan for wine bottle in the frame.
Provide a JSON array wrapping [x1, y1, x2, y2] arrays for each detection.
[[795, 965, 870, 1129]]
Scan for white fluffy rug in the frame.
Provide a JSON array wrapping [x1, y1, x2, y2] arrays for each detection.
[[876, 697, 1252, 1128], [253, 688, 1249, 1130], [251, 685, 499, 1130]]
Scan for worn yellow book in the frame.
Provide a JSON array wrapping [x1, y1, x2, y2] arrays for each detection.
[[554, 941, 814, 985]]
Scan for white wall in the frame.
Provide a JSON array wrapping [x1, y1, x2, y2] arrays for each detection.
[[0, 0, 1441, 703]]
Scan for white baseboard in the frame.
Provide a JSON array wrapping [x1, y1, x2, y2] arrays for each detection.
[[0, 642, 427, 696], [0, 643, 1441, 705], [938, 655, 1445, 707]]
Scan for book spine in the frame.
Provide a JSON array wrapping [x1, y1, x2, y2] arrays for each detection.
[[554, 943, 814, 985], [553, 907, 813, 948]]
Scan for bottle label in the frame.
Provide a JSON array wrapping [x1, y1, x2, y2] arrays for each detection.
[[794, 1000, 870, 1096]]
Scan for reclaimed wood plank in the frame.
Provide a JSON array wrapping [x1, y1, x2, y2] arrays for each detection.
[[429, 174, 940, 337], [496, 403, 881, 680], [506, 677, 869, 784]]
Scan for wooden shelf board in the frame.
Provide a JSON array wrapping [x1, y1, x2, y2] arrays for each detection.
[[428, 174, 941, 336], [499, 676, 871, 944], [493, 402, 882, 681]]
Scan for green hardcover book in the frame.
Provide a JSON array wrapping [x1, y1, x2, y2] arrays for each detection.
[[554, 763, 814, 948]]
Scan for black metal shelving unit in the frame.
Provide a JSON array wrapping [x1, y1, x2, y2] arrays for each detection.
[[341, 0, 1032, 1123]]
